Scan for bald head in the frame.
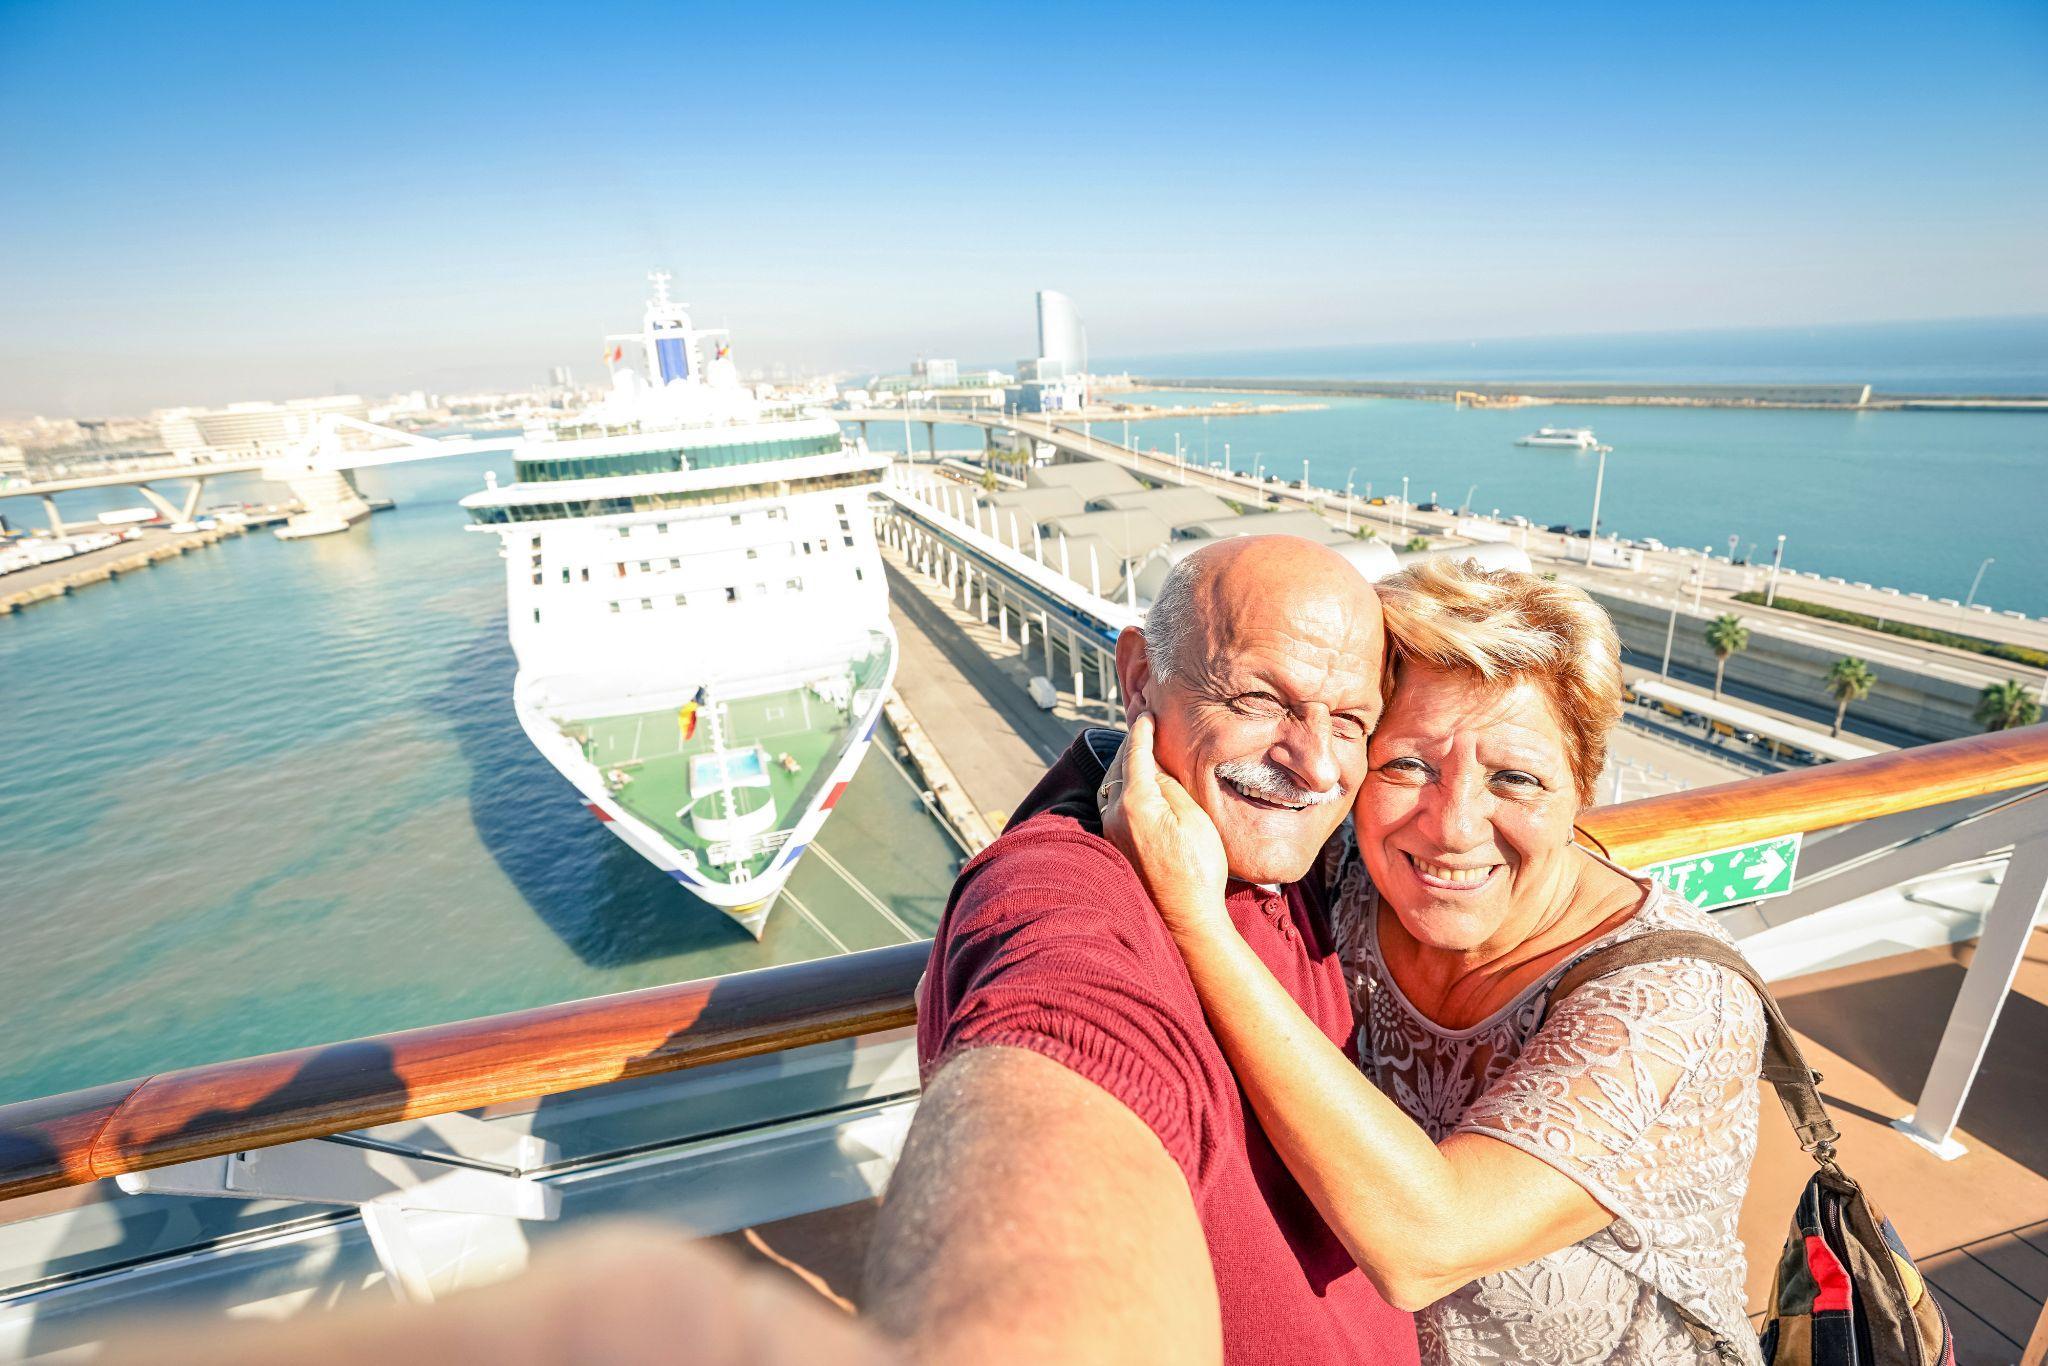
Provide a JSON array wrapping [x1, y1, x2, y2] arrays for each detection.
[[1143, 536, 1378, 683], [1117, 535, 1385, 885]]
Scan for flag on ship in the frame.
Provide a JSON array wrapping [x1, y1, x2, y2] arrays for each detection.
[[678, 685, 708, 741], [715, 342, 730, 360], [602, 344, 623, 364]]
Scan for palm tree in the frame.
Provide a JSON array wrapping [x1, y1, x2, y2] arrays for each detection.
[[1975, 678, 2043, 732], [979, 465, 999, 494], [1704, 614, 1749, 699], [1824, 657, 1877, 736], [1403, 535, 1431, 553]]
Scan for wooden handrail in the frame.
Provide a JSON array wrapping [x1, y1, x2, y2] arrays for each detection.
[[1577, 723, 2048, 865], [1, 724, 2043, 1205], [0, 940, 927, 1202]]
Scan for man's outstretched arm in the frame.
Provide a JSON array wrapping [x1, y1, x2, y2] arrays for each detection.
[[864, 1045, 1222, 1365]]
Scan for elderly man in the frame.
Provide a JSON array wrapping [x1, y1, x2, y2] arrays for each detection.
[[867, 536, 1415, 1364]]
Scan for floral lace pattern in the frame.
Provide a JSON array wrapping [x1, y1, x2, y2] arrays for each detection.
[[1327, 831, 1767, 1365]]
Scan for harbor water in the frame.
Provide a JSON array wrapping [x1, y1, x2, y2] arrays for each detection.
[[0, 452, 962, 1106]]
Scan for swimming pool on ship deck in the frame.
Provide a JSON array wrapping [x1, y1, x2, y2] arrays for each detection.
[[574, 688, 850, 866]]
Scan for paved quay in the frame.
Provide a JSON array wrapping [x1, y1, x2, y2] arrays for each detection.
[[0, 523, 249, 614], [883, 549, 1087, 831]]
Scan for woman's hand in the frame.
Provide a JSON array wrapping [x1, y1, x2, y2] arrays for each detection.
[[1098, 713, 1231, 938]]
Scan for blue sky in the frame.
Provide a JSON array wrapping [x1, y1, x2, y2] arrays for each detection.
[[2, 0, 2044, 414]]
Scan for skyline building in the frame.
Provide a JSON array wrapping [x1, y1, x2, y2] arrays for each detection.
[[1036, 290, 1085, 374]]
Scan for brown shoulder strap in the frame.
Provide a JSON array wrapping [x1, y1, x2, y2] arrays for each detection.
[[1547, 929, 1842, 1164]]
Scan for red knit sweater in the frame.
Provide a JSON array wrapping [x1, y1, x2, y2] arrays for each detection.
[[918, 729, 1418, 1365]]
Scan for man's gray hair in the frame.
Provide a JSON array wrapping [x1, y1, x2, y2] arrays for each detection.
[[1141, 551, 1209, 682]]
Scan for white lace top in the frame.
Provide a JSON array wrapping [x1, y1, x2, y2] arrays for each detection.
[[1327, 834, 1767, 1365]]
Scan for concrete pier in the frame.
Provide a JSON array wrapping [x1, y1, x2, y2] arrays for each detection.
[[0, 523, 251, 616]]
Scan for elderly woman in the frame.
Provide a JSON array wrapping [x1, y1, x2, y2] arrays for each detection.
[[1104, 557, 1766, 1365]]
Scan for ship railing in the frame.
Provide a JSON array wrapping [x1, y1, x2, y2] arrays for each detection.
[[0, 726, 2045, 1331]]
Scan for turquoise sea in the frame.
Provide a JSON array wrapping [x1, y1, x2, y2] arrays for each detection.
[[861, 394, 2048, 618], [0, 453, 960, 1106]]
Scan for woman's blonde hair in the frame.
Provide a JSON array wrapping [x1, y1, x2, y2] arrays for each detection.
[[1374, 557, 1625, 806]]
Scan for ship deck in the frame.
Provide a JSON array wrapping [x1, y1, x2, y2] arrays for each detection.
[[573, 688, 849, 877]]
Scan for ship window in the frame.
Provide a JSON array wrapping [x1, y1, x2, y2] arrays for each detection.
[[580, 567, 590, 581], [638, 561, 651, 572], [786, 577, 802, 591], [746, 547, 758, 559], [609, 601, 621, 613], [803, 541, 812, 554], [641, 598, 653, 611], [844, 535, 855, 547], [533, 608, 541, 623], [619, 525, 631, 538], [839, 519, 851, 532], [674, 594, 688, 607], [855, 567, 864, 581], [836, 503, 846, 514], [670, 557, 681, 569], [531, 572, 543, 586], [725, 586, 738, 602], [615, 564, 626, 577], [560, 567, 570, 583], [730, 514, 742, 526]]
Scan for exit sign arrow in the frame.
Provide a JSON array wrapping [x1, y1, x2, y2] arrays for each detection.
[[1643, 833, 1801, 910]]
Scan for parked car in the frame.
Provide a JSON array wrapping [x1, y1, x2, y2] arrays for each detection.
[[1545, 522, 1573, 534], [1417, 501, 1446, 513]]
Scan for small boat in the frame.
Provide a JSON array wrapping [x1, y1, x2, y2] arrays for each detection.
[[1515, 426, 1601, 449]]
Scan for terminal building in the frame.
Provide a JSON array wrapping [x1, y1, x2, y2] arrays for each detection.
[[156, 395, 371, 458]]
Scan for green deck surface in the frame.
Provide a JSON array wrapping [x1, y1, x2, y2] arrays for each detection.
[[570, 689, 847, 883]]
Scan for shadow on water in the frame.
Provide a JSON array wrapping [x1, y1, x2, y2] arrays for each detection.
[[425, 620, 759, 968]]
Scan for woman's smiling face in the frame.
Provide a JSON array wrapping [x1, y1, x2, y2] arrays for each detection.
[[1357, 663, 1584, 955]]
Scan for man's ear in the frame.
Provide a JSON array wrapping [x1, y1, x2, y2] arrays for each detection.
[[1113, 627, 1152, 728]]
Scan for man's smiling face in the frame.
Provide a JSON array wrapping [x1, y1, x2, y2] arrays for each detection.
[[1117, 537, 1385, 885]]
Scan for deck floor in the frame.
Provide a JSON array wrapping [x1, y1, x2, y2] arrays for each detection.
[[574, 689, 847, 875], [722, 927, 2048, 1357]]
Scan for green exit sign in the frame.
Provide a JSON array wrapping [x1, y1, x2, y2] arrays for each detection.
[[1645, 833, 1802, 910]]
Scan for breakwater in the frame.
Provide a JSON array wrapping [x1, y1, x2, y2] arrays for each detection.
[[1134, 376, 2047, 411]]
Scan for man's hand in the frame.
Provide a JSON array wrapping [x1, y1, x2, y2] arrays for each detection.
[[865, 1046, 1221, 1365]]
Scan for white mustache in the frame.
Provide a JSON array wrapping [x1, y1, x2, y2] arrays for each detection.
[[1215, 757, 1343, 808]]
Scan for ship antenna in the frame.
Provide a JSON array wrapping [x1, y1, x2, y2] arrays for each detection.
[[648, 269, 673, 309]]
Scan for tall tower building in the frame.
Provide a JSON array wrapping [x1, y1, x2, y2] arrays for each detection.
[[1036, 291, 1086, 374]]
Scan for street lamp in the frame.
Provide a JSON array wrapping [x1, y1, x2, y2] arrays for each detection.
[[1302, 459, 1311, 495], [1765, 534, 1787, 606], [1344, 466, 1356, 531], [1963, 557, 1996, 616], [1223, 442, 1231, 475], [1584, 445, 1609, 566], [1400, 475, 1409, 530], [1462, 483, 1477, 515]]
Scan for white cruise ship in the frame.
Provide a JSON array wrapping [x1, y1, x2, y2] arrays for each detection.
[[1515, 426, 1602, 449], [461, 274, 896, 937]]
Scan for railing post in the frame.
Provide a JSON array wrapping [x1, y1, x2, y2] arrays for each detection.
[[1892, 829, 2048, 1159]]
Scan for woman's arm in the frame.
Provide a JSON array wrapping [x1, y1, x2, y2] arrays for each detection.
[[1102, 715, 1610, 1309], [1173, 921, 1609, 1308]]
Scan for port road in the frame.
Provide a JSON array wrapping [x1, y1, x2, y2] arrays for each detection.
[[920, 413, 2045, 717]]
